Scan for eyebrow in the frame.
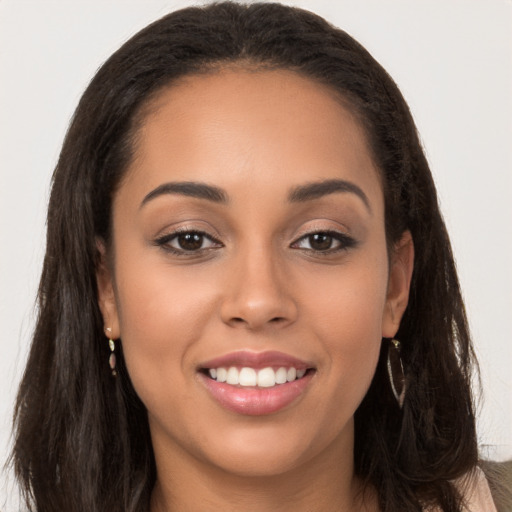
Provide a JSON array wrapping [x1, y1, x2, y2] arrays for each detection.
[[140, 181, 228, 208], [140, 178, 371, 212], [288, 179, 371, 212]]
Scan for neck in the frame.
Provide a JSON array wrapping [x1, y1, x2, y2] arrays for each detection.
[[149, 422, 377, 512]]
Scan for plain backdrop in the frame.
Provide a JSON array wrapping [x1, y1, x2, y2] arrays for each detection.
[[1, 0, 511, 508]]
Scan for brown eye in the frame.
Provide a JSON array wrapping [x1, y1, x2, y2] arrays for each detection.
[[308, 233, 334, 251], [291, 230, 357, 254], [176, 232, 204, 251], [155, 230, 221, 254]]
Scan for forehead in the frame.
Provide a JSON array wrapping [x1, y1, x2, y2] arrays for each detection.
[[123, 68, 382, 209]]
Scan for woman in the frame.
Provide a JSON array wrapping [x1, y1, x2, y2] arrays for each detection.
[[9, 2, 504, 511]]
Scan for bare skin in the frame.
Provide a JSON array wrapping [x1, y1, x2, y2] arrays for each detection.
[[97, 69, 414, 512]]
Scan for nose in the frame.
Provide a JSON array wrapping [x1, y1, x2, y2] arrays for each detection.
[[220, 246, 298, 331]]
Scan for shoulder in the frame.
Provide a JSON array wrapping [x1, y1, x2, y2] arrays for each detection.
[[423, 462, 512, 512], [456, 466, 498, 512], [478, 460, 512, 512]]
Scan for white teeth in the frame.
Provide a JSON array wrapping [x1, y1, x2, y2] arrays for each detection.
[[239, 367, 257, 386], [257, 367, 276, 387], [275, 367, 287, 384], [216, 367, 227, 383], [207, 366, 308, 387], [226, 367, 239, 385]]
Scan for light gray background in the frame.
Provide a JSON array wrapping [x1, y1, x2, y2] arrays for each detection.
[[1, 0, 511, 508]]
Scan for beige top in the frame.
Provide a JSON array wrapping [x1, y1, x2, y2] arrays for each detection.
[[426, 468, 497, 512], [459, 468, 497, 512]]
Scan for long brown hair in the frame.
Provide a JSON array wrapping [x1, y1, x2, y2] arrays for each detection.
[[12, 3, 478, 511]]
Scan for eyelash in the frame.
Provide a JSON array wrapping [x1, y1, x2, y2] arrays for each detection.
[[291, 230, 357, 255], [153, 229, 357, 256], [153, 229, 223, 256]]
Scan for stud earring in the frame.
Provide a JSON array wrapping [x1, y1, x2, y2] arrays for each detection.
[[105, 327, 117, 377], [387, 338, 405, 408]]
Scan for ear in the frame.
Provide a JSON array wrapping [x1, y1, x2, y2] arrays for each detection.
[[96, 239, 120, 339], [382, 230, 414, 338]]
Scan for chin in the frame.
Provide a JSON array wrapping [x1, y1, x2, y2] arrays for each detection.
[[193, 416, 351, 479], [207, 446, 309, 478]]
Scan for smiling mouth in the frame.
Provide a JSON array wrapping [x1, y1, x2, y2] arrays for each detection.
[[201, 366, 313, 388], [198, 350, 316, 414]]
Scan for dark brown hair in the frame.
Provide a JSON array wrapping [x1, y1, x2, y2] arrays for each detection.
[[11, 3, 478, 511]]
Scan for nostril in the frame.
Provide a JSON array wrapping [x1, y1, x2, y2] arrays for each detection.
[[228, 316, 286, 328]]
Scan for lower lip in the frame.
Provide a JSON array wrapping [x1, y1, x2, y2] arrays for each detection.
[[199, 372, 314, 416]]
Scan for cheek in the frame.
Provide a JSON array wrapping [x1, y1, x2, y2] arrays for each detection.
[[113, 256, 220, 399], [302, 257, 388, 391], [307, 252, 388, 336]]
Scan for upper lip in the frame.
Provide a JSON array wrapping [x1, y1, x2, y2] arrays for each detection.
[[199, 350, 313, 370]]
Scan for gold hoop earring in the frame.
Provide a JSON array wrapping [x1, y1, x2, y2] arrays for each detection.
[[387, 338, 405, 408]]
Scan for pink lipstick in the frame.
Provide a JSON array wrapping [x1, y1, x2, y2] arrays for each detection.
[[198, 350, 315, 416]]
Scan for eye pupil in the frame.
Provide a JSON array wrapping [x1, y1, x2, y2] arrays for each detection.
[[178, 233, 203, 250], [309, 233, 333, 251]]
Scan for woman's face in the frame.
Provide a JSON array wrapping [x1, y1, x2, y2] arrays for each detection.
[[98, 69, 412, 478]]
